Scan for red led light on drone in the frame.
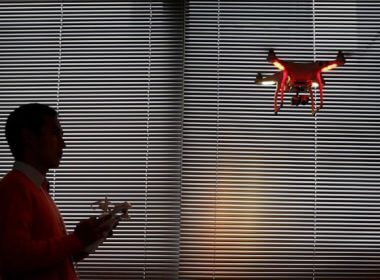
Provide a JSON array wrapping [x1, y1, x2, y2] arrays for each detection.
[[321, 63, 338, 72], [273, 61, 285, 71]]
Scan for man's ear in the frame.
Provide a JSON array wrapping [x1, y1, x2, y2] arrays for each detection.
[[20, 127, 38, 150]]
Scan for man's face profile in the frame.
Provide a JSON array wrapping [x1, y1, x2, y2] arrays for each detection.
[[24, 116, 66, 170]]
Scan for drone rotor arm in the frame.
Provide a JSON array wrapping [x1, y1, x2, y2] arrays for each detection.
[[266, 49, 287, 71], [320, 61, 338, 72], [320, 51, 346, 72], [269, 57, 286, 71], [256, 73, 280, 86]]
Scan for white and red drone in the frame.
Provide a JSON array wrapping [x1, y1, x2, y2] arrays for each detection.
[[255, 49, 346, 115]]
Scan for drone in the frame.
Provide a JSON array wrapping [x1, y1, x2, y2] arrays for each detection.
[[255, 49, 346, 115], [84, 196, 132, 254], [91, 196, 132, 221]]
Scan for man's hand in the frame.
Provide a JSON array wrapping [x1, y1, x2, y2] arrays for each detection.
[[72, 250, 89, 263], [74, 214, 114, 246]]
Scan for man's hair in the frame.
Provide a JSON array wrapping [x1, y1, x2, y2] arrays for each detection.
[[5, 103, 57, 160]]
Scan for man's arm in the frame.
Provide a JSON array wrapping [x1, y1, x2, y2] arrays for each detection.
[[0, 183, 84, 274]]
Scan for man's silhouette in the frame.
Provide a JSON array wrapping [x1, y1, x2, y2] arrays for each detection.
[[0, 103, 113, 280]]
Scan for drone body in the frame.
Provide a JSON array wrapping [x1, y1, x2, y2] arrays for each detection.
[[91, 196, 132, 220], [256, 49, 345, 115]]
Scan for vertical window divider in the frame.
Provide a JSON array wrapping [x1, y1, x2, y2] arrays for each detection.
[[178, 0, 186, 277], [53, 1, 65, 202], [312, 0, 318, 279], [213, 1, 221, 279], [144, 1, 153, 278]]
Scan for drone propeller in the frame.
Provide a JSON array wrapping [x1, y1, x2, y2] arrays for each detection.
[[267, 49, 276, 61], [255, 72, 263, 84]]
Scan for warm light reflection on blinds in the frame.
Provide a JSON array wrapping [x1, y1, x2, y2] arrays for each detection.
[[180, 0, 380, 279], [1, 1, 380, 280]]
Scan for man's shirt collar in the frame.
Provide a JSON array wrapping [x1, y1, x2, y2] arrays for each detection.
[[13, 161, 46, 188]]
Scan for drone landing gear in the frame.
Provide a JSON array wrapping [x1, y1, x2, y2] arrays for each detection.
[[274, 72, 287, 115], [274, 102, 284, 115], [315, 72, 324, 114], [312, 104, 324, 116]]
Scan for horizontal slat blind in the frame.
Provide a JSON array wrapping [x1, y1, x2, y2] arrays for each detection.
[[314, 1, 380, 279], [181, 1, 317, 279], [0, 2, 62, 170], [1, 1, 379, 280], [57, 1, 183, 279], [181, 0, 380, 279], [0, 1, 183, 279]]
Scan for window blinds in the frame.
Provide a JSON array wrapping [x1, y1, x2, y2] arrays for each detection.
[[0, 2, 62, 168], [313, 1, 380, 279], [0, 1, 183, 279], [181, 0, 380, 279], [1, 1, 380, 280]]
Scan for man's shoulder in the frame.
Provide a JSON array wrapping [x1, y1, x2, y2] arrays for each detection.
[[0, 170, 34, 193]]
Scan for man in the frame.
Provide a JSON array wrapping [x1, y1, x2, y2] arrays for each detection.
[[0, 103, 114, 280]]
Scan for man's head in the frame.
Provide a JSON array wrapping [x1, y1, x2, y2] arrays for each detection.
[[5, 103, 65, 172]]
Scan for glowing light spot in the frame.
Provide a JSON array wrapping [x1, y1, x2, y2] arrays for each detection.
[[273, 61, 285, 71], [262, 80, 276, 85], [312, 82, 318, 87], [321, 63, 338, 72]]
